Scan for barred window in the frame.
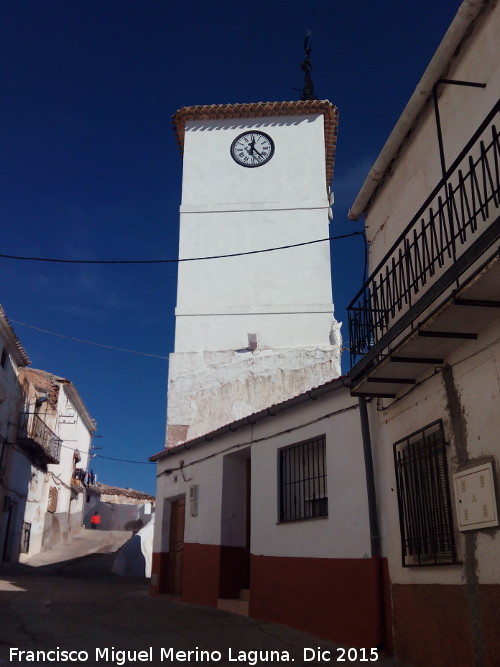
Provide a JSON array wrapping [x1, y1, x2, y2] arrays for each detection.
[[48, 486, 58, 513], [279, 435, 328, 522], [394, 420, 457, 567]]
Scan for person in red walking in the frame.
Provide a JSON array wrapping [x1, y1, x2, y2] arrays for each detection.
[[90, 511, 101, 530]]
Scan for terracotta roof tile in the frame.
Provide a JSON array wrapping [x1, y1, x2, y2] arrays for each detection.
[[0, 305, 30, 366], [172, 100, 339, 187], [88, 483, 155, 501]]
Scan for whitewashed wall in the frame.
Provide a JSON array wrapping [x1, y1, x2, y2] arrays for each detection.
[[361, 3, 500, 588], [18, 379, 93, 562], [0, 335, 27, 562], [372, 319, 500, 586], [167, 112, 341, 445], [366, 4, 500, 269], [155, 385, 371, 561]]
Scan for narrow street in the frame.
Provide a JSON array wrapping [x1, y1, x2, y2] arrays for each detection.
[[0, 531, 405, 667]]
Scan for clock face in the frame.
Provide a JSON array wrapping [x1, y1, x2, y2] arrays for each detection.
[[230, 131, 275, 168]]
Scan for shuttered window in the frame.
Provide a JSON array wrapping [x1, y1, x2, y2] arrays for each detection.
[[48, 486, 58, 513], [394, 420, 457, 566], [279, 435, 328, 522]]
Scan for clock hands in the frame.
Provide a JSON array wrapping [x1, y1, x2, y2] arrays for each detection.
[[246, 138, 264, 162]]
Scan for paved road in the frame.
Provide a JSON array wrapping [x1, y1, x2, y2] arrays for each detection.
[[0, 531, 405, 667]]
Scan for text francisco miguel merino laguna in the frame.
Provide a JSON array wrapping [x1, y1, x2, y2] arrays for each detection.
[[9, 646, 380, 664]]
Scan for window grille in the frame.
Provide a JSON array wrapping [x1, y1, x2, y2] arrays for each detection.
[[47, 486, 58, 513], [279, 435, 327, 522], [21, 522, 31, 553], [394, 420, 457, 567]]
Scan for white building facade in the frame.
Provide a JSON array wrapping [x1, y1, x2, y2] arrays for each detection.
[[15, 368, 96, 561], [152, 379, 387, 648], [0, 306, 31, 563], [166, 100, 341, 446], [347, 1, 499, 665]]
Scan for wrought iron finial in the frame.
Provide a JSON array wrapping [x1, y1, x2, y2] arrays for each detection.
[[300, 31, 317, 101]]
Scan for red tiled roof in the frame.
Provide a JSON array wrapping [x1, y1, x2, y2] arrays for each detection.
[[172, 100, 339, 187], [0, 305, 30, 366], [88, 483, 155, 501]]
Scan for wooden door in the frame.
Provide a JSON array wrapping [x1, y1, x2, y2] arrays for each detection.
[[167, 498, 185, 595]]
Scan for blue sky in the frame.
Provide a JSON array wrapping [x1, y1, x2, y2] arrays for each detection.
[[0, 1, 461, 495]]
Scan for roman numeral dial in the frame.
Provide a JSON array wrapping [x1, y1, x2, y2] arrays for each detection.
[[230, 131, 275, 168]]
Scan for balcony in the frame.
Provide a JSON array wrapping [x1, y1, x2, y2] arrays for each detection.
[[348, 101, 500, 397], [17, 412, 62, 465]]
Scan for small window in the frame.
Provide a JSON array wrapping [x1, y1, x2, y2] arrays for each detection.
[[21, 522, 31, 553], [279, 435, 328, 522], [0, 347, 7, 369], [394, 420, 457, 567], [47, 486, 58, 513]]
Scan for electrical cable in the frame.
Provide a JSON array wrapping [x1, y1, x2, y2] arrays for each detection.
[[157, 402, 359, 476], [95, 454, 155, 464], [8, 318, 169, 359], [0, 232, 364, 265]]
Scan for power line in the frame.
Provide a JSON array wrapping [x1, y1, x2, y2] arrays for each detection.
[[0, 232, 363, 265], [96, 454, 155, 464], [9, 318, 169, 360]]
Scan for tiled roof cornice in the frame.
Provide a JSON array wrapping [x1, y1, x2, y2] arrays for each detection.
[[89, 482, 155, 501], [172, 100, 339, 187], [0, 305, 30, 366]]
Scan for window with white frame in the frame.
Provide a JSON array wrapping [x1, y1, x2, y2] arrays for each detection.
[[279, 435, 328, 522]]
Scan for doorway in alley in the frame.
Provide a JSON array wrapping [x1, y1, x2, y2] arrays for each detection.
[[167, 497, 185, 595]]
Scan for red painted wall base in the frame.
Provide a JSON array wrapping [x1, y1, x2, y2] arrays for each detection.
[[152, 546, 392, 652], [250, 554, 391, 649], [392, 583, 500, 667]]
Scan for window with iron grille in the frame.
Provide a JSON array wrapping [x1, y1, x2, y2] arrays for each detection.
[[21, 522, 31, 553], [279, 435, 328, 522], [394, 420, 457, 567], [47, 486, 58, 513]]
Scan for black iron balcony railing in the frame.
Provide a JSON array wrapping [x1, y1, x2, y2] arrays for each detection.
[[17, 412, 62, 464], [348, 101, 500, 367]]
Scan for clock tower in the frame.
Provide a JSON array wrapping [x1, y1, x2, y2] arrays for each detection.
[[166, 100, 341, 446]]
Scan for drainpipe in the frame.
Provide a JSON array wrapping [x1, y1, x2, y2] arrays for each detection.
[[358, 396, 385, 651]]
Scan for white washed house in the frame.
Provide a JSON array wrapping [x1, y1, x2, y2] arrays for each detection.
[[15, 368, 96, 561], [1, 308, 97, 564], [0, 306, 31, 563], [85, 483, 154, 531], [152, 1, 499, 661], [347, 1, 499, 664], [152, 378, 388, 648]]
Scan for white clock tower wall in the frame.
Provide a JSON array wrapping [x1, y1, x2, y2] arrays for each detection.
[[181, 115, 327, 206], [166, 102, 341, 447]]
